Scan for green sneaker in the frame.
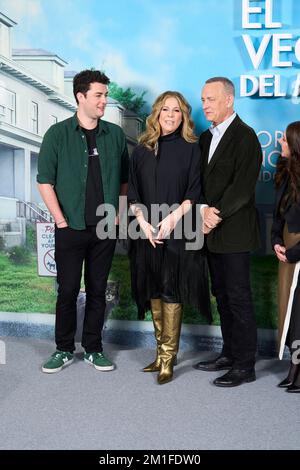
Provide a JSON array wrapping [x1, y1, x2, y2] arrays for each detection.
[[42, 350, 74, 374], [84, 352, 115, 371]]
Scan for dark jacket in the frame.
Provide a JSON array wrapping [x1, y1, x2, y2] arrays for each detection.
[[199, 115, 262, 253], [271, 176, 300, 263]]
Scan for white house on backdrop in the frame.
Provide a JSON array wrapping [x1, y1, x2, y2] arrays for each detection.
[[0, 12, 141, 247]]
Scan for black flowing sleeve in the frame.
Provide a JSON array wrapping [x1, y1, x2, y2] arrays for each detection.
[[127, 147, 141, 204], [271, 188, 285, 249], [286, 242, 300, 263], [271, 209, 284, 249], [183, 143, 201, 202]]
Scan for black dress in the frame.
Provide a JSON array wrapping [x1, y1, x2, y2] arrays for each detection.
[[128, 128, 212, 321]]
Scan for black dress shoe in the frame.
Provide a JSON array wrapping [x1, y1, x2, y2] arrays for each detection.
[[213, 368, 256, 387], [193, 355, 233, 371], [278, 377, 294, 388], [286, 384, 300, 393]]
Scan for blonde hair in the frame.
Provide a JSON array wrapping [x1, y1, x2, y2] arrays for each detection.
[[139, 91, 197, 150]]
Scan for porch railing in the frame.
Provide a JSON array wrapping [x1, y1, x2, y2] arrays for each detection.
[[17, 201, 53, 223]]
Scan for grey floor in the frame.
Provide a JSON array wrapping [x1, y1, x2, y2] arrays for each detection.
[[0, 336, 299, 450]]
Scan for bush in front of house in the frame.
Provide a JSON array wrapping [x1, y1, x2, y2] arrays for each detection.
[[0, 236, 5, 252], [26, 224, 37, 252], [8, 245, 31, 265]]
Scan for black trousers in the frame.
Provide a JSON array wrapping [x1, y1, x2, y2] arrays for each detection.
[[54, 226, 116, 353], [207, 251, 257, 369]]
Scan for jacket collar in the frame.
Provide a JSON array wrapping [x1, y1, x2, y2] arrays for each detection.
[[71, 113, 109, 135], [204, 115, 241, 177]]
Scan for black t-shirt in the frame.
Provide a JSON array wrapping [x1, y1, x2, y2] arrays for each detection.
[[82, 124, 104, 226]]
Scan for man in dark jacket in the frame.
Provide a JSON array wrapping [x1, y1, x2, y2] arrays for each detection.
[[194, 77, 262, 387]]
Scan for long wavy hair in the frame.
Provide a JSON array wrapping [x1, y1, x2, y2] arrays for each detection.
[[139, 91, 197, 150], [275, 121, 300, 204]]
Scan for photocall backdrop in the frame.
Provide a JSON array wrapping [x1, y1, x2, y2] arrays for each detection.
[[0, 0, 299, 327]]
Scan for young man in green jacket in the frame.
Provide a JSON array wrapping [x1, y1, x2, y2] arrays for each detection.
[[37, 69, 129, 373]]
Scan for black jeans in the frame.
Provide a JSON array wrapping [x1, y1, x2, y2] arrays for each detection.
[[207, 251, 257, 369], [54, 226, 116, 353]]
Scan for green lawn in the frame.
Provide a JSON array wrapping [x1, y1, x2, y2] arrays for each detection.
[[251, 255, 278, 329], [110, 254, 279, 328], [0, 253, 56, 313], [109, 254, 138, 320], [0, 252, 279, 328]]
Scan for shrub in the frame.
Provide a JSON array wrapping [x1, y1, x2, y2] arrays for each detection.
[[8, 245, 31, 265], [26, 224, 37, 252], [0, 236, 5, 252]]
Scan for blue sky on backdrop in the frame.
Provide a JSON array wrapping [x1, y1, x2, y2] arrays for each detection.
[[0, 0, 240, 107], [1, 1, 299, 139], [1, 0, 300, 202]]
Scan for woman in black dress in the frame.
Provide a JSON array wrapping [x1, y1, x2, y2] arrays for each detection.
[[271, 121, 300, 393], [128, 91, 211, 384]]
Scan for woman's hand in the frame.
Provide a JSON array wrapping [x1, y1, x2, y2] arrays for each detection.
[[137, 215, 163, 248], [274, 244, 288, 263], [156, 209, 181, 240]]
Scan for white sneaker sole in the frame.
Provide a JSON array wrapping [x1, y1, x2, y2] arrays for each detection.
[[84, 358, 115, 371], [42, 358, 74, 374]]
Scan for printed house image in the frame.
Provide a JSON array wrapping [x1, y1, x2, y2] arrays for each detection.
[[0, 12, 141, 248]]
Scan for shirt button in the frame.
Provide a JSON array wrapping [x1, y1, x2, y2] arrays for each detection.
[[84, 150, 87, 153], [82, 135, 84, 139], [84, 164, 87, 168]]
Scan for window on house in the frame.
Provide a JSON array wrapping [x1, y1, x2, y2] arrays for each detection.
[[0, 87, 16, 124], [50, 115, 58, 125], [31, 101, 38, 134], [118, 110, 123, 127], [137, 121, 141, 135]]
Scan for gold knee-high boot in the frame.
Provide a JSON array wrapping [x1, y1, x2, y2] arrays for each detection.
[[143, 299, 163, 372], [157, 302, 182, 384]]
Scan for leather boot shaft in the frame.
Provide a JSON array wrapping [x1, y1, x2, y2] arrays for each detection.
[[158, 302, 182, 384], [143, 299, 163, 372]]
